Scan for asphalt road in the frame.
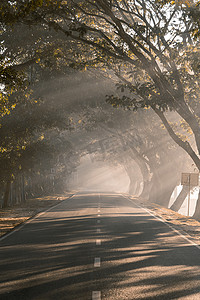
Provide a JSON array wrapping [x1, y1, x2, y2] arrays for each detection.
[[1, 192, 200, 300]]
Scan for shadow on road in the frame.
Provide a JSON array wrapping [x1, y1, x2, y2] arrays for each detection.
[[0, 193, 200, 299]]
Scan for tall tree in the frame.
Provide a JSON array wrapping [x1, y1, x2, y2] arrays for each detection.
[[1, 0, 199, 168], [1, 0, 200, 216]]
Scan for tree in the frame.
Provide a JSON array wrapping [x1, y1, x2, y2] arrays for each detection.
[[73, 93, 188, 207], [156, 0, 200, 37], [1, 0, 200, 162], [2, 0, 199, 167], [1, 0, 200, 217]]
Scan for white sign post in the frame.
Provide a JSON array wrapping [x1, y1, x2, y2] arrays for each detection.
[[181, 173, 199, 216]]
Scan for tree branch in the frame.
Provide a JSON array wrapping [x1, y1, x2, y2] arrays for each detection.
[[153, 107, 200, 170]]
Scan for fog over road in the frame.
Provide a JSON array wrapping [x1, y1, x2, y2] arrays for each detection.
[[1, 193, 200, 299]]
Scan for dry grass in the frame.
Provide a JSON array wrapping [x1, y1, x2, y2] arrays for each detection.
[[0, 193, 72, 237], [129, 196, 200, 245], [1, 193, 200, 245]]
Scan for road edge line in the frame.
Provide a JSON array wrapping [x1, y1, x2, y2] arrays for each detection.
[[122, 194, 200, 251], [0, 194, 75, 242]]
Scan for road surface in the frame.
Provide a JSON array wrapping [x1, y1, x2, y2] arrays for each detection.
[[1, 192, 200, 299]]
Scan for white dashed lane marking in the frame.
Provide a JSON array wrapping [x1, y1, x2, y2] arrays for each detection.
[[92, 197, 102, 299], [94, 257, 101, 267], [92, 291, 101, 300]]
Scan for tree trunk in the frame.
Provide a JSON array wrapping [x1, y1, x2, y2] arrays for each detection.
[[124, 164, 136, 195], [140, 179, 151, 199], [129, 177, 136, 195], [161, 181, 178, 208], [130, 156, 151, 198], [135, 181, 141, 195], [21, 174, 26, 203], [125, 146, 151, 199], [138, 164, 151, 198], [149, 168, 178, 208], [18, 177, 22, 204], [170, 185, 189, 212], [2, 179, 11, 208], [10, 181, 13, 206], [154, 108, 200, 171], [192, 190, 200, 220], [149, 171, 161, 204]]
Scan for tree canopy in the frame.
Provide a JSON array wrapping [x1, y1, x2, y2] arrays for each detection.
[[1, 0, 200, 217]]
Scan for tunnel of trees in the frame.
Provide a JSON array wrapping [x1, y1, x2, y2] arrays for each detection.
[[0, 0, 200, 219]]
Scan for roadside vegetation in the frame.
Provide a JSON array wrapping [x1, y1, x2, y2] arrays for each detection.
[[0, 1, 200, 219]]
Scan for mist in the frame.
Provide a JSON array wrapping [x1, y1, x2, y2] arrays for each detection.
[[2, 3, 200, 300], [1, 68, 199, 218]]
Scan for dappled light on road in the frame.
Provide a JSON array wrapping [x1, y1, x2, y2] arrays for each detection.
[[1, 194, 200, 299]]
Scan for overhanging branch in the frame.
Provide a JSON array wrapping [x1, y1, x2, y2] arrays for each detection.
[[153, 107, 200, 170]]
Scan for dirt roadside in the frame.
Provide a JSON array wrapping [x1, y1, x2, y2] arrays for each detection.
[[1, 193, 200, 246], [130, 196, 200, 246], [0, 193, 73, 238]]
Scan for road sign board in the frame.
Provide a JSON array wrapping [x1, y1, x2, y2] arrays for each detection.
[[181, 172, 199, 217], [181, 173, 199, 186], [190, 173, 199, 186], [181, 173, 190, 185]]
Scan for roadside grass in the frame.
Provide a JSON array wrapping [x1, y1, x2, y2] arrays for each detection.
[[0, 193, 73, 238]]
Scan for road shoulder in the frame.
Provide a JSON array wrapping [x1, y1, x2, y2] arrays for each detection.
[[124, 194, 200, 247], [0, 193, 73, 238]]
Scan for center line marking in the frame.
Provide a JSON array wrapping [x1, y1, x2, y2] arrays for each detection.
[[92, 291, 101, 300], [94, 257, 101, 267], [96, 239, 101, 245]]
